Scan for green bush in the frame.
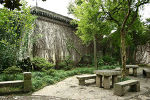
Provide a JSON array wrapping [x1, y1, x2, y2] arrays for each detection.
[[3, 66, 22, 74], [98, 56, 117, 66], [57, 56, 74, 70], [16, 57, 32, 71], [97, 58, 104, 66], [46, 69, 56, 76], [0, 43, 17, 72], [0, 73, 23, 82], [43, 77, 55, 84], [31, 57, 54, 71], [58, 61, 74, 70]]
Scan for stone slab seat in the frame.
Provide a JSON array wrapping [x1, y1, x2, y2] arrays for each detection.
[[114, 80, 140, 96], [76, 74, 96, 85], [143, 68, 150, 78], [0, 80, 24, 88]]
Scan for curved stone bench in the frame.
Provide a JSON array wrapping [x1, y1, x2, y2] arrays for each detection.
[[76, 74, 96, 85], [114, 80, 140, 96]]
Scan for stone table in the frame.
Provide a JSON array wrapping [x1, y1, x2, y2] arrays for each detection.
[[94, 70, 121, 89], [126, 65, 139, 76]]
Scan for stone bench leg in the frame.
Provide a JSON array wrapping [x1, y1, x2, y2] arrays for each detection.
[[114, 84, 125, 96], [147, 72, 150, 78], [103, 76, 110, 89], [133, 68, 137, 76], [96, 75, 102, 88], [23, 72, 32, 92], [130, 82, 140, 92], [112, 75, 118, 87], [79, 79, 85, 85], [126, 68, 129, 76]]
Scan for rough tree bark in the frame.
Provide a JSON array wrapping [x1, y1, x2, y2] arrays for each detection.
[[120, 31, 127, 79], [94, 35, 98, 69]]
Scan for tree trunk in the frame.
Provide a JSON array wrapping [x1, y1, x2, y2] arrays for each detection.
[[93, 36, 98, 69], [121, 31, 126, 79], [133, 47, 137, 64]]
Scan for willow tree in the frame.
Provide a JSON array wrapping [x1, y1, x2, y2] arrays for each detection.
[[68, 0, 112, 69], [100, 0, 150, 78]]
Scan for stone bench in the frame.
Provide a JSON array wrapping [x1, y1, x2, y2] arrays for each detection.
[[0, 72, 32, 92], [143, 68, 150, 78], [0, 80, 24, 88], [114, 80, 140, 96], [76, 74, 96, 85]]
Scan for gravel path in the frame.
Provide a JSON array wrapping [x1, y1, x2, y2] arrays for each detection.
[[32, 68, 150, 100]]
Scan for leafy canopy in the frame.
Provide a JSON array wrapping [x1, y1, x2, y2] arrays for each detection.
[[70, 0, 113, 44], [0, 0, 46, 10]]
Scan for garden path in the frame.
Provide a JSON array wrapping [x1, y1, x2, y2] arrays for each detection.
[[32, 68, 150, 100]]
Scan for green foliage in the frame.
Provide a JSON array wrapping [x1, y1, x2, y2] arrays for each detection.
[[0, 0, 46, 10], [31, 57, 54, 71], [58, 62, 74, 70], [0, 1, 36, 71], [102, 56, 117, 65], [69, 0, 112, 44], [0, 43, 17, 71], [97, 58, 104, 66], [46, 69, 56, 76], [16, 57, 32, 71], [98, 65, 119, 70], [0, 66, 119, 92], [31, 67, 95, 91], [0, 73, 23, 82], [57, 56, 74, 70], [119, 77, 130, 82], [79, 55, 92, 66], [3, 66, 22, 74]]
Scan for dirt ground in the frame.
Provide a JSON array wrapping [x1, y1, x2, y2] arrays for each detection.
[[32, 67, 150, 100]]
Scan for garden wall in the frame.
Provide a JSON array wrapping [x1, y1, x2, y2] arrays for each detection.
[[29, 7, 91, 64]]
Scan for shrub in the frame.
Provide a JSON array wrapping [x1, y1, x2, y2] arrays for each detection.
[[57, 61, 74, 70], [31, 57, 54, 71], [46, 69, 56, 76], [97, 56, 117, 66], [97, 58, 104, 66], [3, 66, 22, 74], [0, 43, 17, 71], [16, 57, 32, 71], [41, 62, 55, 71], [102, 55, 116, 65]]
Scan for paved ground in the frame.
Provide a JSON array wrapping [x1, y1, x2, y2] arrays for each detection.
[[0, 67, 150, 100], [32, 68, 150, 100]]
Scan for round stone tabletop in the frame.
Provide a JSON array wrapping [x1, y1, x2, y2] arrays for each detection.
[[94, 70, 121, 76]]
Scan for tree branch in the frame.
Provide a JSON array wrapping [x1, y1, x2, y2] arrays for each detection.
[[121, 0, 132, 32], [101, 4, 120, 26], [127, 0, 150, 30]]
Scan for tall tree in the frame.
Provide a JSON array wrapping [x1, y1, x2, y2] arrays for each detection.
[[101, 0, 150, 78], [68, 0, 112, 69]]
